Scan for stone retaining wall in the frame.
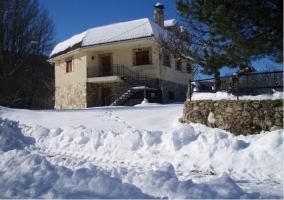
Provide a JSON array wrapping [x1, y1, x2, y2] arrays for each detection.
[[183, 99, 283, 135]]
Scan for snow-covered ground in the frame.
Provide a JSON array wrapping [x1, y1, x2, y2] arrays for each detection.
[[0, 92, 283, 199]]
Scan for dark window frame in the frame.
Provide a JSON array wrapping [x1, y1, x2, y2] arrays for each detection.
[[186, 63, 192, 74], [163, 53, 171, 67], [176, 59, 182, 71]]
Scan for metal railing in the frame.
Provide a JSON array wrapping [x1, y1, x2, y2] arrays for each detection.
[[87, 64, 159, 106], [188, 70, 283, 100], [87, 64, 159, 88], [104, 94, 118, 106]]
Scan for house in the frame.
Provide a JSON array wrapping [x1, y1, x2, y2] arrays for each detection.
[[48, 3, 193, 109]]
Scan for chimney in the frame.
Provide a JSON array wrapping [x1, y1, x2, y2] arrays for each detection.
[[154, 2, 165, 27]]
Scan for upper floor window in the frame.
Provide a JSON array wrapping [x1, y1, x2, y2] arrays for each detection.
[[66, 60, 73, 73], [176, 59, 182, 71], [186, 63, 192, 74], [136, 51, 149, 65], [163, 53, 171, 67], [132, 47, 152, 66]]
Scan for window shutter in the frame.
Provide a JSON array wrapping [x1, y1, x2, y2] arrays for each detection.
[[66, 61, 72, 72], [136, 51, 149, 65]]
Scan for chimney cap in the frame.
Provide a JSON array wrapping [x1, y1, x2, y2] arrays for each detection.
[[155, 2, 165, 9]]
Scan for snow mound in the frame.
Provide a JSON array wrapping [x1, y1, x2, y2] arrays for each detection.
[[0, 150, 154, 199], [0, 118, 35, 152], [0, 103, 282, 199], [191, 91, 283, 100], [186, 172, 260, 199]]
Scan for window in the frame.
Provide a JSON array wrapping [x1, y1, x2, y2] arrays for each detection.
[[136, 51, 149, 65], [66, 60, 73, 73], [176, 60, 182, 71], [132, 47, 152, 66], [163, 53, 171, 67], [186, 63, 192, 74]]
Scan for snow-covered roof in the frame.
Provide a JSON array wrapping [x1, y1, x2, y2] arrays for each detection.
[[50, 18, 164, 58], [50, 31, 86, 57], [164, 19, 178, 27], [82, 18, 162, 47]]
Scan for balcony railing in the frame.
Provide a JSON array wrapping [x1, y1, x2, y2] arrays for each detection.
[[87, 64, 159, 88]]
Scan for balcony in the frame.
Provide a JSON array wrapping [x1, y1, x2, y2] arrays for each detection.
[[87, 64, 159, 88], [87, 65, 124, 78], [87, 65, 123, 83]]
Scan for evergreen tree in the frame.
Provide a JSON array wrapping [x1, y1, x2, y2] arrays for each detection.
[[159, 0, 282, 90]]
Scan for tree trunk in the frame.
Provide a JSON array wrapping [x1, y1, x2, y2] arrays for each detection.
[[212, 69, 221, 92]]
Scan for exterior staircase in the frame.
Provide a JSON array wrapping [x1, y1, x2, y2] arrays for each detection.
[[105, 65, 159, 106], [110, 89, 136, 106]]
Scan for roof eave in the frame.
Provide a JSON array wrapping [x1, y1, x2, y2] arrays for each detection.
[[48, 47, 82, 62]]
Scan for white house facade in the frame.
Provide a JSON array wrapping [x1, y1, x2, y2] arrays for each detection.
[[48, 3, 193, 109]]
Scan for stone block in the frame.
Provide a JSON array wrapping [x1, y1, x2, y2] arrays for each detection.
[[264, 119, 273, 126], [251, 102, 260, 109], [242, 111, 251, 117], [218, 124, 230, 130], [275, 112, 282, 118], [235, 106, 243, 111], [193, 106, 200, 110], [270, 126, 283, 131], [274, 119, 283, 126], [225, 107, 234, 113]]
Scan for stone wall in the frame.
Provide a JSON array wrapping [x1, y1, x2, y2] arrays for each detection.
[[87, 82, 131, 107], [87, 79, 188, 107], [55, 83, 87, 109], [159, 80, 188, 103], [183, 99, 283, 135]]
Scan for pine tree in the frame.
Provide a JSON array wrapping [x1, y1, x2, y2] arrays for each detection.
[[159, 0, 282, 90]]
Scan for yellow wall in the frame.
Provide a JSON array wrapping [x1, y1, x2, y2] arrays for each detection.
[[85, 39, 160, 78], [158, 56, 193, 85], [53, 38, 193, 87], [55, 52, 87, 87]]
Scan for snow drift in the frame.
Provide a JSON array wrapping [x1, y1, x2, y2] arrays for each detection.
[[0, 100, 282, 199]]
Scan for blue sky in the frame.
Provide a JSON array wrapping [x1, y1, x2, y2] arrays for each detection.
[[39, 0, 282, 78], [39, 0, 179, 44]]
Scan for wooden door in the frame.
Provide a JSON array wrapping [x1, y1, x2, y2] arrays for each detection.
[[102, 56, 111, 76], [101, 87, 111, 106]]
